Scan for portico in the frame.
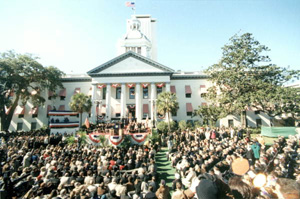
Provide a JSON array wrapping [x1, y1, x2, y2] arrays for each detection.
[[87, 51, 174, 123]]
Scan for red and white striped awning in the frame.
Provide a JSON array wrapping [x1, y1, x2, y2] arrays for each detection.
[[58, 105, 65, 111], [170, 86, 176, 94], [29, 107, 38, 114], [143, 104, 149, 114], [185, 85, 192, 94], [14, 105, 25, 115], [186, 103, 193, 112], [48, 111, 78, 116], [49, 123, 79, 128], [59, 88, 66, 97], [48, 90, 54, 97], [74, 88, 80, 94], [47, 105, 52, 113]]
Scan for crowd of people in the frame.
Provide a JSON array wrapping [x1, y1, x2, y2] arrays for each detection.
[[166, 127, 300, 199], [0, 126, 299, 199]]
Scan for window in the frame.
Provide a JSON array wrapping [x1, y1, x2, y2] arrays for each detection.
[[116, 113, 121, 117], [228, 119, 234, 127], [102, 87, 107, 100], [48, 96, 52, 100], [254, 110, 260, 115], [129, 87, 135, 99], [60, 96, 65, 101], [157, 87, 162, 95], [185, 93, 191, 98], [173, 111, 177, 117], [32, 114, 37, 118], [137, 47, 141, 54], [17, 122, 23, 131], [31, 122, 37, 130], [187, 112, 192, 116], [18, 114, 24, 118], [256, 119, 262, 127], [143, 87, 148, 99], [201, 93, 207, 98], [116, 87, 121, 99]]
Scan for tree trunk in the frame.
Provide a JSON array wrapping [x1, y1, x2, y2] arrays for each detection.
[[241, 111, 247, 128], [80, 112, 83, 127], [167, 112, 171, 133], [1, 94, 20, 131]]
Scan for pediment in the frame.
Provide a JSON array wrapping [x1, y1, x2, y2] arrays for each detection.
[[87, 51, 174, 76]]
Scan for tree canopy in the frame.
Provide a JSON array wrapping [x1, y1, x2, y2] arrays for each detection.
[[0, 51, 64, 131], [69, 93, 92, 127], [156, 92, 179, 133], [193, 104, 226, 126], [205, 33, 299, 127]]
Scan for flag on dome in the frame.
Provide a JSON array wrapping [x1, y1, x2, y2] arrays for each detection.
[[125, 1, 135, 7]]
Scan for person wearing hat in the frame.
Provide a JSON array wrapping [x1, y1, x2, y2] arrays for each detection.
[[155, 180, 171, 199]]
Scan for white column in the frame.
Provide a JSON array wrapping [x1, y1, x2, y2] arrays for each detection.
[[121, 83, 126, 118], [165, 82, 170, 92], [150, 83, 156, 121], [135, 83, 142, 122], [106, 84, 111, 121], [91, 84, 97, 123]]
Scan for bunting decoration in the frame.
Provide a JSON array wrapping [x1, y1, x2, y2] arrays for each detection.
[[127, 83, 135, 88], [128, 105, 136, 109], [156, 83, 164, 88], [142, 83, 149, 88], [130, 133, 148, 143], [97, 84, 106, 89], [112, 83, 120, 88], [109, 135, 124, 146]]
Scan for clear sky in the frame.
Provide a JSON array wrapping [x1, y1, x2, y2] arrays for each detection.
[[0, 0, 299, 74]]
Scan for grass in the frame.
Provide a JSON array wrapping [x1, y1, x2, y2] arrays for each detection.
[[155, 147, 176, 191]]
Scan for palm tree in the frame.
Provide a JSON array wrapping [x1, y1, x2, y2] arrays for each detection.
[[69, 93, 92, 127], [156, 92, 179, 133]]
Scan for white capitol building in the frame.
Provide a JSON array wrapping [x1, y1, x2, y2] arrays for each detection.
[[8, 14, 272, 132]]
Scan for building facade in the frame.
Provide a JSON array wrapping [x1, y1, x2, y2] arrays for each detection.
[[6, 15, 271, 131]]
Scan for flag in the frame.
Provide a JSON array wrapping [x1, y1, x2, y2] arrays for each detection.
[[125, 2, 135, 7], [85, 117, 90, 129]]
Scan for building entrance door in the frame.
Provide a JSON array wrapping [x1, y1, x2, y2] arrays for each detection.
[[127, 105, 136, 121]]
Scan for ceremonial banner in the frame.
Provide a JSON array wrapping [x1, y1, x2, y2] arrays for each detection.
[[156, 83, 164, 88], [127, 83, 135, 88], [97, 84, 106, 89], [109, 135, 124, 146], [130, 133, 148, 143], [112, 84, 120, 88], [142, 83, 149, 88]]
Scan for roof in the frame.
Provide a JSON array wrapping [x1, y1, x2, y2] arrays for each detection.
[[87, 51, 174, 76]]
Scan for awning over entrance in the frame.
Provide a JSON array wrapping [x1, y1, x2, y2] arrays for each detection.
[[186, 103, 193, 112], [59, 88, 66, 97], [58, 105, 65, 111], [143, 104, 149, 114], [185, 85, 192, 94], [170, 86, 176, 94], [74, 88, 81, 94], [29, 107, 38, 115], [15, 105, 25, 115]]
